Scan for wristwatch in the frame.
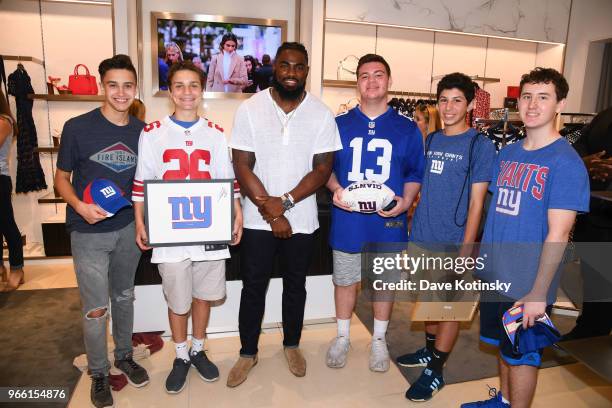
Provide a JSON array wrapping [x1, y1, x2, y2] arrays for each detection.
[[281, 193, 295, 211]]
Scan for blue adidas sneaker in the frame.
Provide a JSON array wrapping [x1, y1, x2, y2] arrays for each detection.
[[405, 367, 444, 402], [461, 386, 510, 407], [396, 347, 432, 367]]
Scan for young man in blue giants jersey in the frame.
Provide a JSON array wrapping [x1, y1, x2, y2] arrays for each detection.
[[325, 54, 425, 373], [397, 73, 496, 402], [461, 68, 589, 408]]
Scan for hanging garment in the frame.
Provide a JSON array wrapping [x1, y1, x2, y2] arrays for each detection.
[[470, 87, 491, 127], [7, 65, 47, 192]]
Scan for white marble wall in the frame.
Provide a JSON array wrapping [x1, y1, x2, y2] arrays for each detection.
[[326, 0, 571, 44]]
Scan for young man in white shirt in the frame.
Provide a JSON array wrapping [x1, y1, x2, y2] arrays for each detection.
[[132, 61, 243, 394], [228, 42, 342, 387]]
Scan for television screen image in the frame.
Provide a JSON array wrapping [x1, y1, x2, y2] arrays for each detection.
[[152, 12, 287, 95]]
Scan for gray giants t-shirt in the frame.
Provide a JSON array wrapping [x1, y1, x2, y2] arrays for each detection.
[[411, 128, 496, 243], [56, 108, 144, 233]]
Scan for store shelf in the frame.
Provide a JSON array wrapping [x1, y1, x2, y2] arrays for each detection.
[[323, 79, 358, 88], [36, 146, 60, 153], [38, 193, 65, 204], [1, 55, 44, 66], [28, 94, 104, 102]]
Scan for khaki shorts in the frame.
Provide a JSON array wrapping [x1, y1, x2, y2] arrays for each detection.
[[158, 259, 226, 314]]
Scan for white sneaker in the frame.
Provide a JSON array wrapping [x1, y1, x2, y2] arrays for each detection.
[[369, 337, 390, 372], [326, 336, 350, 368]]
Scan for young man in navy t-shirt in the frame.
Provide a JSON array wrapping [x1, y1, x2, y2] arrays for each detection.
[[462, 69, 590, 408], [326, 54, 424, 373], [397, 73, 496, 402], [55, 55, 149, 408]]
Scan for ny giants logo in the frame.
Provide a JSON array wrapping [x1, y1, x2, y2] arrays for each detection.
[[100, 186, 116, 198], [495, 161, 549, 215], [431, 160, 444, 175], [168, 196, 212, 229], [358, 201, 376, 212]]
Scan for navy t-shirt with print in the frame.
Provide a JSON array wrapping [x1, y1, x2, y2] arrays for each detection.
[[479, 138, 590, 303], [411, 128, 496, 244], [57, 108, 144, 233]]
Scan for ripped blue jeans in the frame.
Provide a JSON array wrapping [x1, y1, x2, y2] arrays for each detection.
[[71, 222, 140, 376]]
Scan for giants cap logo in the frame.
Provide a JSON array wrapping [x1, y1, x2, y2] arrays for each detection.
[[90, 143, 137, 173]]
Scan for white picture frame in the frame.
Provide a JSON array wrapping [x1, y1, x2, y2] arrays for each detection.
[[144, 179, 234, 246]]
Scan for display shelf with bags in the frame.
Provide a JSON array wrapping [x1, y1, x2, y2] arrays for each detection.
[[28, 94, 104, 102]]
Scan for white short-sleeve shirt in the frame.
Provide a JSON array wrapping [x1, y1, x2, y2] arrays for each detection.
[[229, 90, 342, 234]]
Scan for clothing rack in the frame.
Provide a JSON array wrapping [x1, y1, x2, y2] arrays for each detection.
[[431, 74, 500, 83], [474, 118, 524, 126], [388, 89, 436, 98]]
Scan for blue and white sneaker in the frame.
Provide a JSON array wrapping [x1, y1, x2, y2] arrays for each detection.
[[460, 386, 510, 407], [405, 368, 445, 402], [396, 347, 432, 367]]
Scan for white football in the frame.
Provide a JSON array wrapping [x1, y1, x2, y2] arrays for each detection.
[[341, 180, 396, 213]]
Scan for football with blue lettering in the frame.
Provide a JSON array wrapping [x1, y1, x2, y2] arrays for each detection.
[[341, 180, 396, 213]]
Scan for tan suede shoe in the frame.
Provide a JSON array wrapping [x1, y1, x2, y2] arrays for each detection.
[[226, 356, 257, 388], [284, 347, 306, 377]]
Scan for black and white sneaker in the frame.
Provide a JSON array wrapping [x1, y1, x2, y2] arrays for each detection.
[[396, 347, 432, 367], [190, 349, 219, 382], [90, 374, 113, 408], [166, 358, 191, 394], [114, 355, 150, 387]]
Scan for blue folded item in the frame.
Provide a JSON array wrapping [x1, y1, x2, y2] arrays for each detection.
[[513, 320, 561, 354], [502, 305, 561, 354]]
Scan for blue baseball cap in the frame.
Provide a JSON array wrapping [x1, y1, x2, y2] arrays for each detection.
[[83, 179, 131, 217]]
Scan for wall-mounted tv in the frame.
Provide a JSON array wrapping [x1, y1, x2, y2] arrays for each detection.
[[151, 12, 288, 98]]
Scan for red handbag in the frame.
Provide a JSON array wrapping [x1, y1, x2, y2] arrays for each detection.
[[68, 64, 98, 95]]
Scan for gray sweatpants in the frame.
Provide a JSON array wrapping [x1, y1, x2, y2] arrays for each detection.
[[71, 221, 141, 376]]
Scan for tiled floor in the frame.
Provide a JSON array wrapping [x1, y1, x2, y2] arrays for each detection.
[[4, 260, 611, 407]]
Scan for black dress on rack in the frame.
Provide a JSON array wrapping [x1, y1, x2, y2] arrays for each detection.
[[7, 65, 46, 193], [484, 122, 525, 151]]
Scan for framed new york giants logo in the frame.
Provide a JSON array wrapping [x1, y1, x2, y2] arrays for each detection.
[[144, 180, 234, 246]]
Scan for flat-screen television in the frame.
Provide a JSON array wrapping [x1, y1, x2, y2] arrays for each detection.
[[151, 12, 287, 97]]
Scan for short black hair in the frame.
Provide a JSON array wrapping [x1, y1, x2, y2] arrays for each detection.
[[167, 61, 206, 88], [98, 54, 137, 82], [262, 54, 271, 65], [519, 67, 569, 101], [220, 33, 238, 49], [275, 42, 308, 64], [356, 54, 391, 77], [436, 72, 475, 103]]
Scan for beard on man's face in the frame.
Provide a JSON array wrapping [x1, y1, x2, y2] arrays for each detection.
[[271, 76, 305, 101]]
